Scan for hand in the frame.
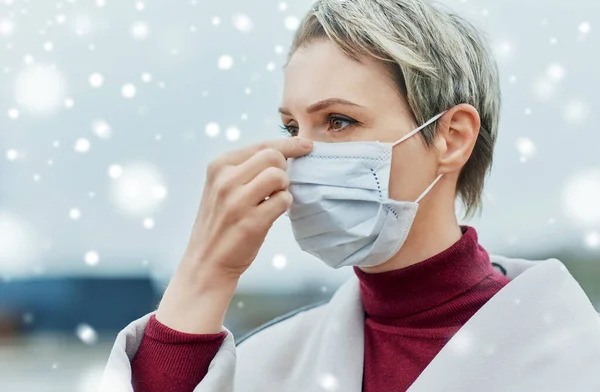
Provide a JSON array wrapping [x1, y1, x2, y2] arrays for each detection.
[[156, 137, 313, 333]]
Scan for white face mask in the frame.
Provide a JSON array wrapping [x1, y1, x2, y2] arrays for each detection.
[[287, 111, 447, 269]]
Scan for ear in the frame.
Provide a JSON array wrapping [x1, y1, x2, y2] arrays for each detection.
[[434, 104, 481, 175]]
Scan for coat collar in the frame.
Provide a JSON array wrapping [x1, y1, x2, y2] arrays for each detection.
[[323, 256, 600, 392]]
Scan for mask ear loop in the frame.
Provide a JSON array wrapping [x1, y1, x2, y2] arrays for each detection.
[[391, 111, 448, 148], [415, 174, 444, 203]]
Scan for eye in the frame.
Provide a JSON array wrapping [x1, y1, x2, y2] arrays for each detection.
[[279, 124, 298, 137], [328, 115, 357, 132]]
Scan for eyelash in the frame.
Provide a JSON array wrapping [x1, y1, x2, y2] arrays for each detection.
[[279, 115, 359, 137]]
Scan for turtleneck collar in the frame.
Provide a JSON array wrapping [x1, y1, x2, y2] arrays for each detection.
[[354, 226, 500, 319]]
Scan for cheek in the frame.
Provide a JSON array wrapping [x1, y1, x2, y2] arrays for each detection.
[[388, 141, 437, 201]]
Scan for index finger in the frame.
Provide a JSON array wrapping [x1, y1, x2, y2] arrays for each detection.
[[222, 137, 313, 166]]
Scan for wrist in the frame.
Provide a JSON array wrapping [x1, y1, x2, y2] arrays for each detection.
[[156, 259, 239, 334]]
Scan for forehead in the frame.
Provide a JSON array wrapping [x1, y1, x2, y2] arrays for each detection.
[[282, 39, 400, 110]]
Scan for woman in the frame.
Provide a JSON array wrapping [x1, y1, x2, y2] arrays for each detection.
[[102, 0, 600, 391]]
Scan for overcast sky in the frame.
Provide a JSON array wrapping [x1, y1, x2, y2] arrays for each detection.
[[0, 0, 598, 292]]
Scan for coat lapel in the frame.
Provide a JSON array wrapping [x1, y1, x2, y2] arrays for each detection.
[[406, 257, 600, 391], [308, 276, 365, 392]]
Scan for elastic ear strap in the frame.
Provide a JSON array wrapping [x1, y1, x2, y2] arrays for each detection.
[[392, 111, 448, 147], [415, 174, 444, 203]]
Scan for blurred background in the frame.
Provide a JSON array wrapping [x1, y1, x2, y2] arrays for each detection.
[[0, 0, 599, 390]]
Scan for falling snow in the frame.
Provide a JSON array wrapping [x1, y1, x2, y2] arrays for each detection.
[[130, 21, 150, 40], [319, 373, 340, 392], [109, 163, 167, 217], [563, 169, 600, 224], [205, 122, 221, 137], [92, 120, 113, 139], [108, 165, 123, 179], [272, 254, 287, 269], [232, 13, 253, 33], [578, 22, 591, 35], [74, 138, 91, 153], [6, 149, 19, 161], [226, 126, 241, 141], [218, 55, 234, 70], [284, 16, 300, 31], [89, 73, 104, 88], [516, 137, 536, 163], [84, 251, 100, 266], [69, 209, 81, 220], [585, 232, 600, 248], [75, 323, 98, 345], [121, 83, 137, 98], [15, 65, 67, 115], [143, 218, 155, 229], [562, 99, 589, 125]]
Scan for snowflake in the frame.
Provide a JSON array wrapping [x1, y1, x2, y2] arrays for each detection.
[[89, 72, 104, 88], [218, 55, 234, 70], [76, 324, 98, 345], [130, 21, 149, 40], [272, 254, 287, 269], [93, 120, 112, 139], [108, 164, 123, 179], [141, 72, 152, 83], [205, 122, 220, 138], [448, 329, 472, 354], [15, 65, 66, 115], [84, 251, 99, 266], [6, 149, 19, 161], [109, 163, 167, 217], [226, 126, 241, 142], [69, 208, 81, 220], [578, 22, 591, 35], [585, 232, 599, 248], [143, 218, 155, 229], [516, 137, 536, 163], [546, 63, 566, 81], [121, 83, 136, 98], [74, 138, 91, 153], [319, 373, 339, 391], [0, 18, 15, 37], [73, 14, 92, 36], [284, 16, 300, 31], [7, 108, 19, 119], [562, 99, 589, 125], [232, 13, 253, 33], [563, 169, 600, 224]]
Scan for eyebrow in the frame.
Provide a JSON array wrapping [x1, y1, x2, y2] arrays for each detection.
[[278, 98, 364, 116]]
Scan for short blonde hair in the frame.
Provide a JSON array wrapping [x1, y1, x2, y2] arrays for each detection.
[[289, 0, 501, 217]]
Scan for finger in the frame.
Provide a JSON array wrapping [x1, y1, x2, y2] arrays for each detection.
[[221, 137, 312, 166], [253, 190, 293, 224], [231, 148, 287, 185], [242, 167, 289, 205]]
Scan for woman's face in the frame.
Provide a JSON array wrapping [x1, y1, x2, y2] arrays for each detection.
[[280, 38, 442, 203]]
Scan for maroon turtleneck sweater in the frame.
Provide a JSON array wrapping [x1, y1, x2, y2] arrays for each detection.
[[131, 226, 510, 391]]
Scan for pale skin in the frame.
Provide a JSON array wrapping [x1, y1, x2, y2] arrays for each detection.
[[156, 38, 481, 334]]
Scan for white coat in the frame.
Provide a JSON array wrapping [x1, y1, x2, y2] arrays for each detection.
[[101, 255, 600, 392]]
